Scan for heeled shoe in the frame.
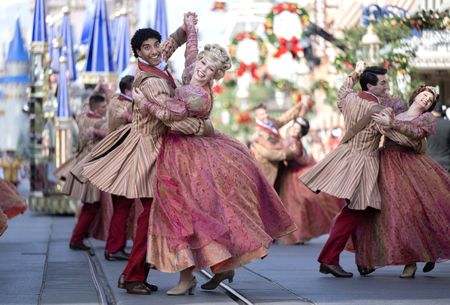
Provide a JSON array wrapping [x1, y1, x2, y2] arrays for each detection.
[[400, 263, 417, 278], [423, 262, 435, 273], [357, 265, 375, 276], [166, 277, 196, 295], [201, 270, 235, 290]]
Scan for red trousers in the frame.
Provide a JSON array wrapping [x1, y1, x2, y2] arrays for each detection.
[[123, 198, 152, 283], [105, 195, 133, 253], [70, 202, 101, 244], [318, 205, 365, 265]]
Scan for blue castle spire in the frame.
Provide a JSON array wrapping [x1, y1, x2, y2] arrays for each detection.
[[31, 0, 48, 43], [80, 2, 95, 46], [56, 57, 70, 118], [114, 11, 130, 74], [154, 0, 169, 41], [6, 19, 29, 63], [61, 7, 77, 80], [84, 0, 116, 79]]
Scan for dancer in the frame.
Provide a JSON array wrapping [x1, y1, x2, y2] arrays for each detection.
[[103, 75, 135, 261], [78, 13, 214, 295], [0, 178, 27, 236], [300, 62, 394, 277], [353, 85, 450, 278], [133, 14, 295, 295], [251, 103, 303, 185], [62, 93, 108, 254], [274, 119, 344, 245]]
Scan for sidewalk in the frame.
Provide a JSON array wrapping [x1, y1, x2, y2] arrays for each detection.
[[1, 211, 449, 305]]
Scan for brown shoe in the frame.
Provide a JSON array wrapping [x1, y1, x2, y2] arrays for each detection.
[[319, 263, 353, 278], [118, 274, 158, 292], [125, 282, 152, 295], [105, 249, 129, 261]]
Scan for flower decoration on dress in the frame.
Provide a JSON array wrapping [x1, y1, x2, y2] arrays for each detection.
[[264, 2, 309, 59], [229, 32, 267, 81]]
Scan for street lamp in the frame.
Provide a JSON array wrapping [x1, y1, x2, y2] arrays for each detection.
[[361, 24, 381, 65]]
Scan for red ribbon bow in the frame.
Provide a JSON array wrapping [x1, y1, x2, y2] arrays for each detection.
[[237, 62, 259, 81], [274, 37, 302, 59]]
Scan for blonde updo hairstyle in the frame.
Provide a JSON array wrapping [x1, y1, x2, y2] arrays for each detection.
[[197, 44, 232, 80]]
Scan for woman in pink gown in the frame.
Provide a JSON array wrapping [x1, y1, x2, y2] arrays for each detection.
[[274, 119, 344, 245], [134, 15, 295, 295], [353, 86, 450, 278], [0, 178, 27, 236]]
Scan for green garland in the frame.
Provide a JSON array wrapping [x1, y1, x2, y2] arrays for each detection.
[[229, 32, 267, 66]]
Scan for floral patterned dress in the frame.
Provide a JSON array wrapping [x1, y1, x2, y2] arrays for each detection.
[[144, 23, 295, 273], [353, 112, 450, 268]]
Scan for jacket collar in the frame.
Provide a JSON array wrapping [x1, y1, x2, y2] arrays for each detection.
[[358, 91, 379, 104], [137, 59, 176, 89]]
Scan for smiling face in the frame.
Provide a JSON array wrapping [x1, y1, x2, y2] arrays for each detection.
[[412, 91, 435, 112], [192, 56, 218, 86], [137, 38, 161, 66], [255, 108, 270, 124]]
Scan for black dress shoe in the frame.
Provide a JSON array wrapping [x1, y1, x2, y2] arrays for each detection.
[[70, 242, 91, 251], [69, 243, 95, 256], [118, 274, 158, 291], [104, 249, 130, 261], [319, 263, 353, 278], [357, 265, 375, 276], [125, 282, 152, 295]]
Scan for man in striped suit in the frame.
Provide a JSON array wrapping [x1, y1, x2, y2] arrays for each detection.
[[301, 62, 394, 277]]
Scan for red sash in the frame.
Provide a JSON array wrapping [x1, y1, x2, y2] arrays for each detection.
[[87, 111, 103, 119], [255, 122, 281, 139], [138, 60, 176, 89]]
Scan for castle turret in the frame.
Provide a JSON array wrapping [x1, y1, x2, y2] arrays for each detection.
[[0, 18, 30, 154], [82, 0, 116, 85]]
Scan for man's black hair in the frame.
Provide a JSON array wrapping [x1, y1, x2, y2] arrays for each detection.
[[119, 75, 135, 94], [359, 66, 387, 91], [130, 28, 162, 58]]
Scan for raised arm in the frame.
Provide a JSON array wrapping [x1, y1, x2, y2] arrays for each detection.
[[181, 13, 199, 85], [272, 103, 303, 128], [337, 61, 365, 111]]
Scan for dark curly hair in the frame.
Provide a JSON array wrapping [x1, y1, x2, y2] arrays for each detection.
[[408, 85, 439, 112], [360, 66, 387, 91], [130, 28, 162, 58]]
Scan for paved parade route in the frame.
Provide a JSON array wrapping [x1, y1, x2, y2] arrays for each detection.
[[1, 211, 449, 305]]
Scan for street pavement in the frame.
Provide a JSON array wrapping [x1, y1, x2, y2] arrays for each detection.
[[1, 210, 449, 305]]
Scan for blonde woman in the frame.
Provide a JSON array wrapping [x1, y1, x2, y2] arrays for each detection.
[[134, 14, 295, 295]]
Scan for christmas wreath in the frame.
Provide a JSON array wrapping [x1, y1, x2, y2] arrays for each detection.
[[264, 2, 309, 59], [229, 32, 267, 81]]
